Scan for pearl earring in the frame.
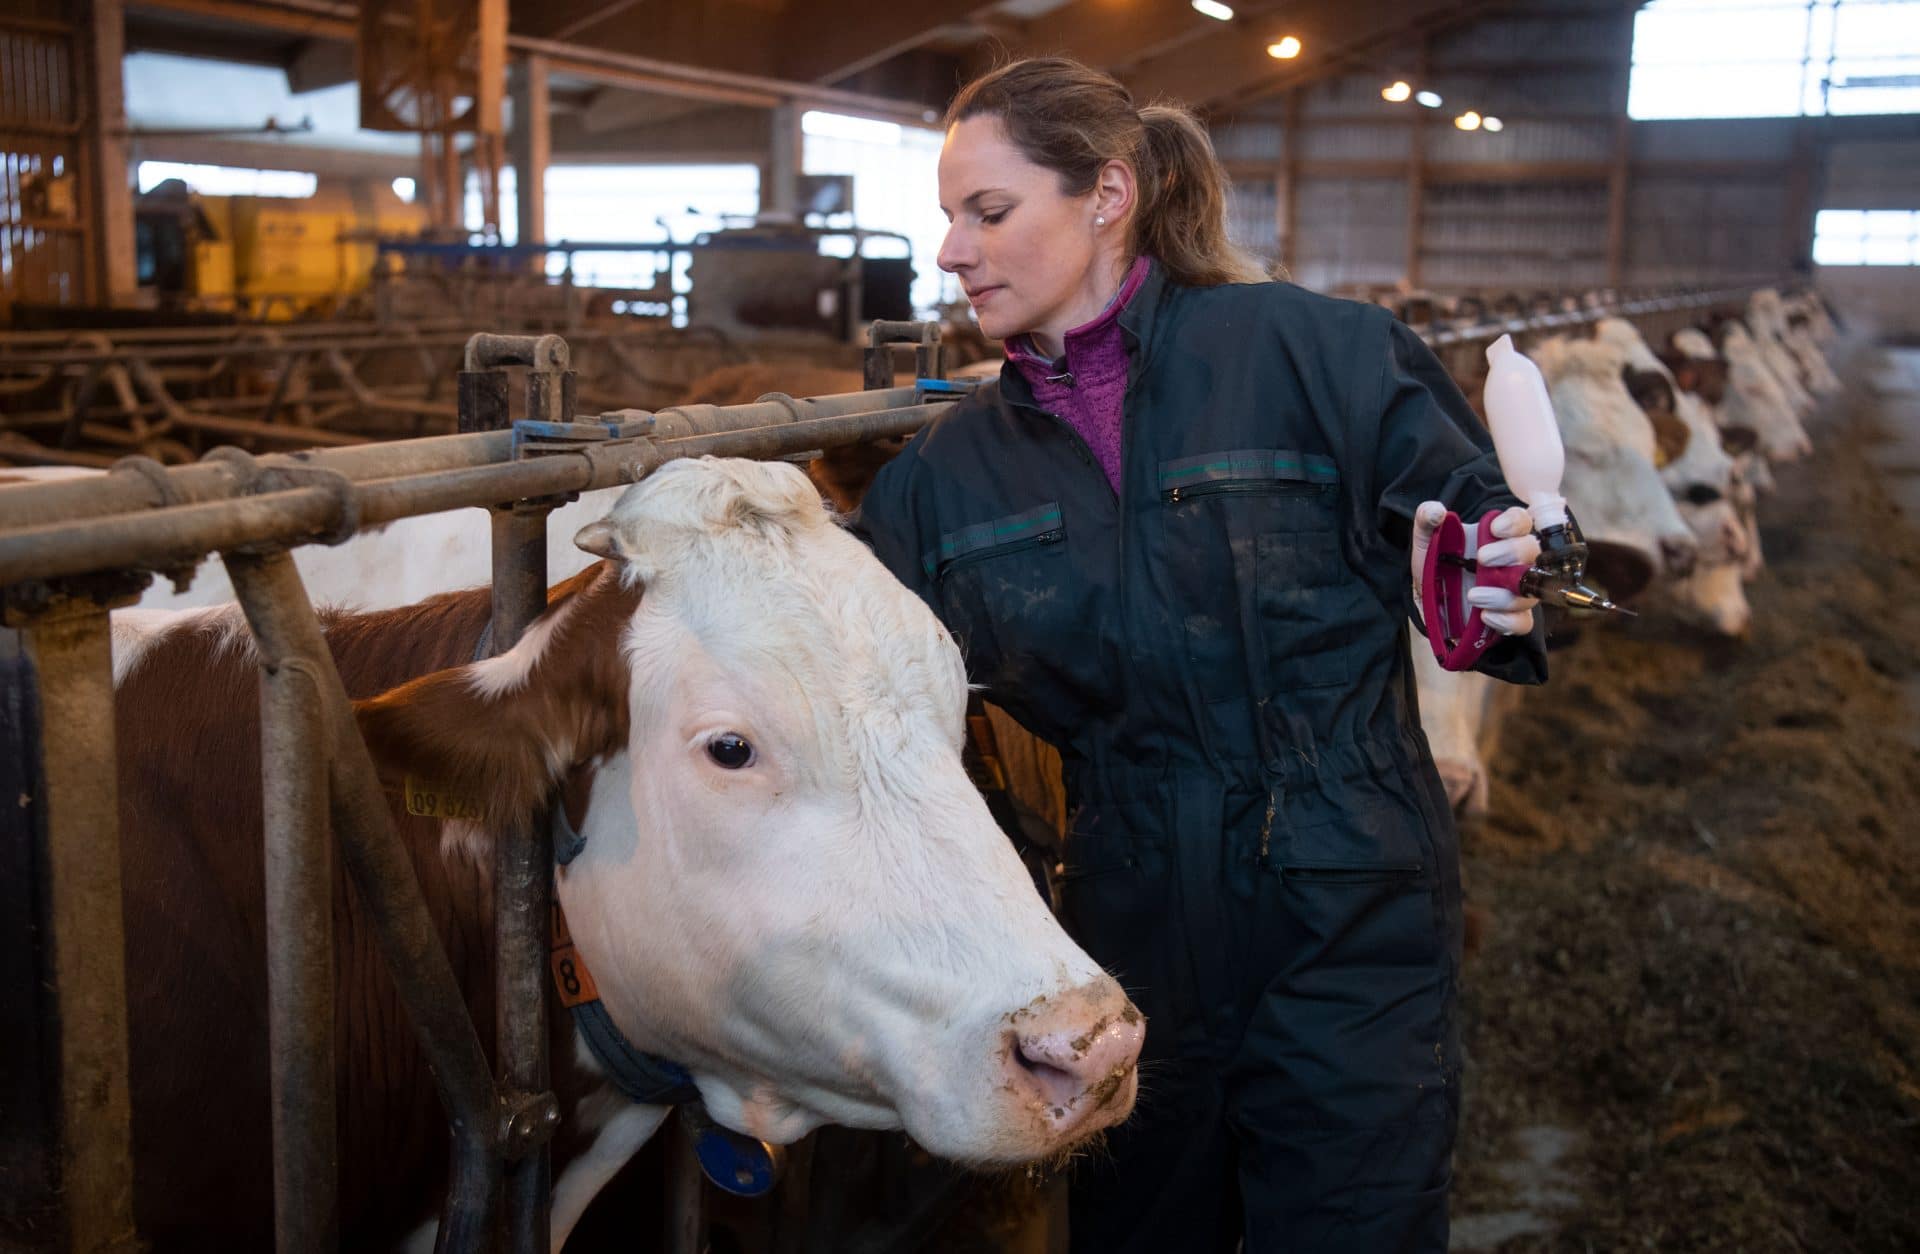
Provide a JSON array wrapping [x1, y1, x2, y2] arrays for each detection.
[[1095, 215, 1107, 226]]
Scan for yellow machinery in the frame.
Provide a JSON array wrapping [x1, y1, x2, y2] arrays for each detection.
[[136, 178, 429, 320]]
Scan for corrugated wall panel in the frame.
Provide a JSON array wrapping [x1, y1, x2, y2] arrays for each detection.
[[1424, 69, 1619, 120], [1425, 118, 1614, 164], [1634, 119, 1797, 162], [1301, 74, 1408, 120], [1212, 116, 1285, 163], [1226, 177, 1279, 265], [1292, 178, 1406, 293], [1431, 12, 1625, 63], [1298, 123, 1410, 163], [1823, 139, 1920, 208], [1422, 182, 1609, 290], [1624, 176, 1790, 286]]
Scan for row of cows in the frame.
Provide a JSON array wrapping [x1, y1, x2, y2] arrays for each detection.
[[1416, 287, 1843, 817], [0, 285, 1843, 1247]]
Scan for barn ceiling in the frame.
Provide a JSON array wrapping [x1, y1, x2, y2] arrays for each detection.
[[125, 0, 1518, 120]]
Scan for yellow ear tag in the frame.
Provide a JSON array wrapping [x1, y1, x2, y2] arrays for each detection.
[[403, 775, 484, 821]]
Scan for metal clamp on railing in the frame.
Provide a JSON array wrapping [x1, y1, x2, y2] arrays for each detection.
[[865, 319, 944, 390], [912, 376, 981, 405], [511, 413, 658, 459], [201, 447, 362, 548]]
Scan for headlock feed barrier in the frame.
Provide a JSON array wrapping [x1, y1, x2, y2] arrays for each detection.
[[0, 319, 946, 1254], [0, 290, 1751, 1253]]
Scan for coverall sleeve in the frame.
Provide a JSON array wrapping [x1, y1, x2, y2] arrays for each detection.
[[1362, 315, 1548, 685], [846, 437, 940, 612]]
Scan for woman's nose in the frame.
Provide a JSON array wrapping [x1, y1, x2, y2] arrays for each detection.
[[937, 222, 971, 274]]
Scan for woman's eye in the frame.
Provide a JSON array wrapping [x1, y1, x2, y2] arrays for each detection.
[[980, 209, 1007, 225], [706, 734, 755, 770]]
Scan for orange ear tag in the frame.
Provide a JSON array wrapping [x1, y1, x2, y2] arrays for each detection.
[[549, 903, 601, 1009], [402, 775, 484, 821]]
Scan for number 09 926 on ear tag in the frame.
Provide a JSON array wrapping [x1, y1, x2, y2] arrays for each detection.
[[403, 775, 484, 821]]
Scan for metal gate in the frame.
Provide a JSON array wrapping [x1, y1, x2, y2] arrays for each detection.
[[1, 5, 91, 319]]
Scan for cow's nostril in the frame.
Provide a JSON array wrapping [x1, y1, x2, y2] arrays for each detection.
[[1012, 1038, 1075, 1087]]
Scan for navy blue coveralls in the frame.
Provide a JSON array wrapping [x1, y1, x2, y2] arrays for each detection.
[[857, 266, 1548, 1253]]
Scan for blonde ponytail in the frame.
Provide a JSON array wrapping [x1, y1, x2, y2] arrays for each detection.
[[945, 57, 1270, 289], [1134, 105, 1269, 286]]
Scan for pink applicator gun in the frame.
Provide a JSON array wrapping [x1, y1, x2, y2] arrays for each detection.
[[1422, 334, 1632, 671]]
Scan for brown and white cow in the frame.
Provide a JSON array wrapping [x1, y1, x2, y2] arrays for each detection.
[[107, 457, 1141, 1250]]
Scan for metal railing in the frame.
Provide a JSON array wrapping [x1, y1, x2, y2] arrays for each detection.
[[0, 322, 953, 1254], [0, 322, 776, 469]]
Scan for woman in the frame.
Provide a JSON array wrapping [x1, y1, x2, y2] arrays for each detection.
[[857, 58, 1546, 1253]]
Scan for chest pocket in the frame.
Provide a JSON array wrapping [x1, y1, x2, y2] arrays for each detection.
[[1158, 449, 1353, 693], [926, 502, 1078, 699]]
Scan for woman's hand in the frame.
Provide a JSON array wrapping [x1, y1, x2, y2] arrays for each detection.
[[1411, 502, 1542, 636]]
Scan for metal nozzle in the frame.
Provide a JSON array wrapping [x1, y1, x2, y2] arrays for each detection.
[[1558, 583, 1636, 616]]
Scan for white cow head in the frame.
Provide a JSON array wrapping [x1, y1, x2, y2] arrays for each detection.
[[1691, 323, 1812, 462], [358, 457, 1141, 1166], [1531, 338, 1700, 583], [1589, 321, 1753, 630], [1660, 561, 1753, 638], [1719, 321, 1816, 459]]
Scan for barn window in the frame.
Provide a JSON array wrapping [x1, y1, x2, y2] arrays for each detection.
[[802, 111, 949, 315], [458, 164, 761, 327], [136, 162, 317, 199], [1630, 0, 1920, 119], [1813, 208, 1920, 264]]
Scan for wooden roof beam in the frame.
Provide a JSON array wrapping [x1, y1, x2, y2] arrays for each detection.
[[773, 0, 995, 85]]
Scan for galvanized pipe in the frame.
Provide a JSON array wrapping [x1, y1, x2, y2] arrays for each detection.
[[0, 325, 694, 368], [0, 402, 943, 587], [222, 549, 503, 1250], [1423, 287, 1754, 347], [228, 548, 340, 1254], [7, 596, 140, 1254], [0, 388, 921, 533]]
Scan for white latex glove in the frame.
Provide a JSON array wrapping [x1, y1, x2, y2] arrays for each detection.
[[1411, 501, 1542, 637]]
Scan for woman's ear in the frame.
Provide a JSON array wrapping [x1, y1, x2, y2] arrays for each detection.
[[1094, 158, 1137, 230]]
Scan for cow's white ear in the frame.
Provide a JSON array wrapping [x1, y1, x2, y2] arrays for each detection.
[[575, 520, 625, 560]]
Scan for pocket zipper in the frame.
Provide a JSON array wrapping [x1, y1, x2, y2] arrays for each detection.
[[937, 527, 1064, 578], [1162, 481, 1328, 504], [1277, 861, 1423, 883]]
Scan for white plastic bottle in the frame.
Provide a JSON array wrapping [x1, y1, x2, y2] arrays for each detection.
[[1482, 334, 1569, 531]]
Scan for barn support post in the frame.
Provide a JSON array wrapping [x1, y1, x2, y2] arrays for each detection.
[[222, 549, 504, 1252], [464, 335, 571, 1253], [0, 585, 143, 1254], [226, 549, 339, 1254]]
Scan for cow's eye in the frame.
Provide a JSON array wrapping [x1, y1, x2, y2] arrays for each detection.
[[1684, 483, 1722, 506], [707, 733, 755, 769]]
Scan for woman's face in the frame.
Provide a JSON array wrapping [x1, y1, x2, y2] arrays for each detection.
[[936, 115, 1119, 347]]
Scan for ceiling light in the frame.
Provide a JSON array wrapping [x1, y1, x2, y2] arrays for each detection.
[[1482, 115, 1504, 132], [1455, 111, 1482, 130], [1191, 0, 1234, 20], [1415, 90, 1443, 108], [1382, 80, 1412, 103], [1268, 36, 1302, 59]]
